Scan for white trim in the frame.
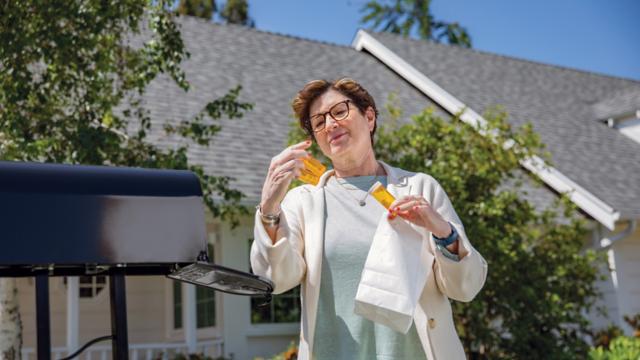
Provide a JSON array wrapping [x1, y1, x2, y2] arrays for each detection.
[[165, 225, 223, 342], [352, 30, 621, 230], [246, 322, 300, 337], [66, 277, 79, 353], [21, 340, 224, 360], [183, 283, 197, 353], [164, 278, 222, 341], [520, 156, 619, 230]]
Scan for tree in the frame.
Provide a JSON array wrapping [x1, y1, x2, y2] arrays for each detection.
[[0, 0, 251, 355], [376, 106, 604, 358], [176, 0, 217, 20], [289, 103, 605, 358], [360, 0, 472, 47], [176, 0, 255, 27], [220, 0, 254, 28]]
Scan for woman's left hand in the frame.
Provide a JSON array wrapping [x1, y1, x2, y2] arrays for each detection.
[[388, 195, 459, 253]]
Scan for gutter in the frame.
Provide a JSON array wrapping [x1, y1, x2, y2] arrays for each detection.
[[352, 29, 621, 230], [598, 219, 637, 251]]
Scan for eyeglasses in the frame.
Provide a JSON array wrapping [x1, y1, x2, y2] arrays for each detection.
[[309, 100, 351, 133]]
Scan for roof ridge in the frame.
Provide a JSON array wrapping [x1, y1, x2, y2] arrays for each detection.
[[176, 14, 353, 50], [366, 30, 640, 85]]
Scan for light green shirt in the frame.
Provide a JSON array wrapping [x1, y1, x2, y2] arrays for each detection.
[[313, 175, 427, 360]]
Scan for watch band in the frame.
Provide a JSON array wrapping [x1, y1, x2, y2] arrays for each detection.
[[256, 205, 280, 227], [433, 222, 458, 247]]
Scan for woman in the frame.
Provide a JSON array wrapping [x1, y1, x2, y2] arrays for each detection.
[[251, 78, 487, 359]]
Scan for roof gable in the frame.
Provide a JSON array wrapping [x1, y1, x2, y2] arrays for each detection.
[[142, 17, 439, 203], [359, 30, 640, 223]]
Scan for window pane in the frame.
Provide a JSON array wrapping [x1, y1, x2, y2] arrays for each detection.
[[77, 276, 106, 298], [274, 296, 300, 323], [250, 297, 273, 324], [248, 238, 302, 324], [208, 243, 215, 262], [250, 287, 301, 324], [173, 281, 182, 329], [196, 286, 215, 328], [79, 288, 92, 298]]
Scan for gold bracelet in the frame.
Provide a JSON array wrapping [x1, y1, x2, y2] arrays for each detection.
[[256, 205, 280, 227]]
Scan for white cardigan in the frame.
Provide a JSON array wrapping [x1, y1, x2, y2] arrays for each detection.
[[251, 161, 488, 359]]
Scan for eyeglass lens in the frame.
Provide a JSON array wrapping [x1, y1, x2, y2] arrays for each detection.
[[311, 101, 349, 132]]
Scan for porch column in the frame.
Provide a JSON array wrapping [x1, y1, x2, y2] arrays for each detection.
[[182, 283, 197, 353], [66, 277, 79, 354]]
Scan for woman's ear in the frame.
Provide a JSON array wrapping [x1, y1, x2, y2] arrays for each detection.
[[365, 106, 376, 131]]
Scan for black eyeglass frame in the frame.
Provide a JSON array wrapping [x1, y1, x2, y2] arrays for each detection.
[[309, 99, 352, 133]]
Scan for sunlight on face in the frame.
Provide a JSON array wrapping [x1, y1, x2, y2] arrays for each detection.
[[309, 89, 375, 163]]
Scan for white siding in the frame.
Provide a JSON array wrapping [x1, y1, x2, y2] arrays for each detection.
[[17, 215, 223, 352], [588, 221, 640, 334], [17, 276, 168, 348], [614, 224, 640, 333]]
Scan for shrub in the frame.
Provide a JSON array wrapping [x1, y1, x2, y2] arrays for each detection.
[[589, 337, 640, 360]]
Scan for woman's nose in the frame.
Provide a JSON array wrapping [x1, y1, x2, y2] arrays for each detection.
[[325, 115, 339, 130]]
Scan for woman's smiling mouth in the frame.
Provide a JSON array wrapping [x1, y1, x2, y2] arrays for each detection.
[[329, 132, 347, 144]]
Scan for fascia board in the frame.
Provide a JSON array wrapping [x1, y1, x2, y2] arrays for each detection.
[[352, 30, 621, 230]]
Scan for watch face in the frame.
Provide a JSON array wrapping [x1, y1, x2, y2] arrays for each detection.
[[168, 262, 274, 296]]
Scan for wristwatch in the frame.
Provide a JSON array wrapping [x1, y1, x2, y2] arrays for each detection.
[[256, 205, 280, 227], [433, 222, 458, 247]]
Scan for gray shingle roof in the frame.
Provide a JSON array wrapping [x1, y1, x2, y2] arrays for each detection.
[[369, 31, 640, 219], [142, 17, 441, 204], [140, 16, 631, 223]]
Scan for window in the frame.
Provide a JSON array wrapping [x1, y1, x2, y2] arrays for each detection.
[[173, 243, 216, 329], [64, 276, 107, 298], [79, 276, 107, 298], [248, 238, 301, 323], [196, 285, 216, 327], [173, 281, 182, 329], [251, 287, 301, 323], [605, 110, 640, 144]]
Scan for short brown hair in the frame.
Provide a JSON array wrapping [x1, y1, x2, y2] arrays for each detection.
[[292, 78, 379, 144]]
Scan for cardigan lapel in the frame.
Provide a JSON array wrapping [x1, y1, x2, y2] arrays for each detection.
[[300, 169, 333, 356], [304, 161, 414, 287], [303, 169, 333, 288], [379, 160, 413, 199]]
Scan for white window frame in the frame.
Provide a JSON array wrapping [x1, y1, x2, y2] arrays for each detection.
[[165, 223, 222, 341]]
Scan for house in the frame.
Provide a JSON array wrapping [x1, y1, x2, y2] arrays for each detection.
[[17, 15, 640, 359]]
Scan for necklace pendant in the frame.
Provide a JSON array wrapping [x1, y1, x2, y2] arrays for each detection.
[[359, 200, 366, 206]]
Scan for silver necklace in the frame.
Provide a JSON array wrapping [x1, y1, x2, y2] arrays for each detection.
[[335, 175, 379, 206]]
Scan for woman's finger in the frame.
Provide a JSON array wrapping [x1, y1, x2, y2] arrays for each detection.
[[395, 200, 421, 213], [290, 139, 312, 150], [391, 196, 427, 212], [271, 158, 302, 179], [270, 149, 307, 171], [387, 195, 416, 211], [269, 139, 310, 168], [272, 166, 297, 184], [388, 196, 429, 220]]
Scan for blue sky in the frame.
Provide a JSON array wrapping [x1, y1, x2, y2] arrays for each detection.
[[245, 0, 640, 81]]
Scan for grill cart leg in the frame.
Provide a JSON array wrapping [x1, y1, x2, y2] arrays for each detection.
[[110, 270, 129, 360], [35, 273, 51, 360]]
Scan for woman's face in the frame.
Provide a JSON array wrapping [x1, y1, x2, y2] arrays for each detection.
[[308, 89, 375, 163]]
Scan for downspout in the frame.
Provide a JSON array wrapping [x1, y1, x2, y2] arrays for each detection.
[[595, 219, 637, 330], [597, 220, 636, 251]]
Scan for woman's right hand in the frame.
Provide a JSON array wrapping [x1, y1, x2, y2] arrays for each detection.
[[260, 140, 312, 214]]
